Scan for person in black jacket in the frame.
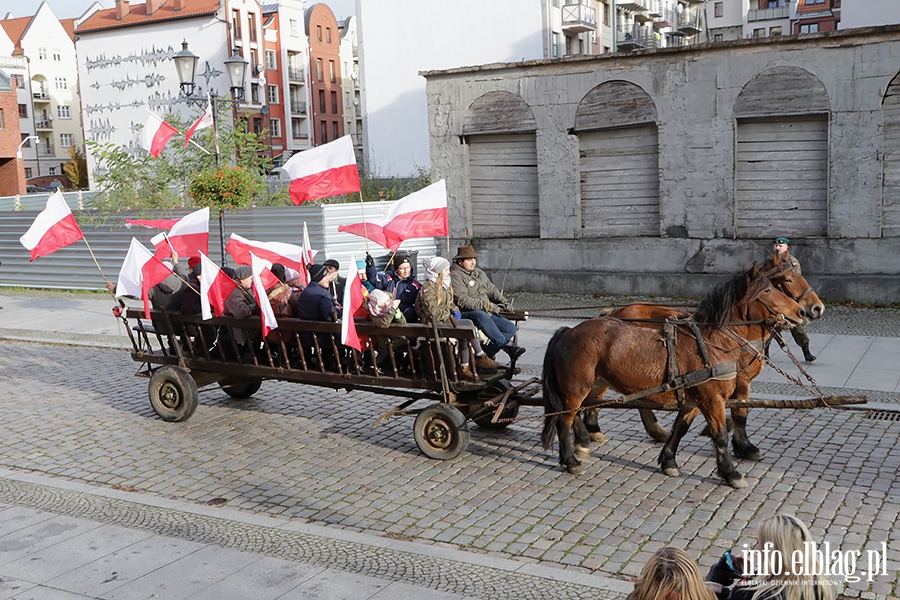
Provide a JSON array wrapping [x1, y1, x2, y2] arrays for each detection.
[[365, 251, 421, 323]]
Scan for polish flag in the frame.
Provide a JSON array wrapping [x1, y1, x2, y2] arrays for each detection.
[[226, 233, 306, 275], [338, 180, 448, 251], [340, 253, 367, 352], [199, 252, 238, 320], [282, 135, 360, 204], [251, 252, 279, 339], [115, 238, 175, 318], [184, 94, 213, 148], [125, 218, 180, 230], [151, 207, 209, 260], [138, 112, 179, 158], [19, 190, 84, 261], [299, 222, 316, 286]]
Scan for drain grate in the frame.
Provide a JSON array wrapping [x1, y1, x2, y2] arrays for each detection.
[[865, 410, 900, 421]]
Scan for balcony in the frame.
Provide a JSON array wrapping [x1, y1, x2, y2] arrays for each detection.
[[653, 9, 676, 28], [748, 5, 790, 21], [39, 143, 55, 156], [561, 2, 597, 34], [618, 0, 648, 11], [287, 67, 305, 82], [32, 91, 50, 102], [290, 99, 307, 114], [34, 120, 53, 130], [617, 26, 662, 50]]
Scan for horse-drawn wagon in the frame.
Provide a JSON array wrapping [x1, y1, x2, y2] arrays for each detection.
[[117, 258, 865, 487]]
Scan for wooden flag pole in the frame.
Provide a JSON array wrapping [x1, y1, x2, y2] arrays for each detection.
[[82, 236, 118, 301], [357, 191, 370, 254]]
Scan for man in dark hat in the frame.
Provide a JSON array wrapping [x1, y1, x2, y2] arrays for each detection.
[[323, 258, 346, 306], [292, 263, 342, 369], [770, 236, 816, 362], [449, 245, 525, 362]]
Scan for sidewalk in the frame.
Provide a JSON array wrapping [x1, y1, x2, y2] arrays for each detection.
[[0, 291, 896, 599]]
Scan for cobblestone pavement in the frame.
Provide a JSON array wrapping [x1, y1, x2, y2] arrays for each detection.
[[0, 341, 897, 598]]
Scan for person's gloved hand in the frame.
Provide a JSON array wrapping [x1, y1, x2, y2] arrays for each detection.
[[451, 309, 462, 320], [483, 301, 496, 313], [706, 551, 742, 589], [365, 253, 375, 268]]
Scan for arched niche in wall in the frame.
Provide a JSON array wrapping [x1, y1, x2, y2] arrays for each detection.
[[462, 91, 539, 238], [881, 70, 900, 236], [733, 66, 830, 239], [573, 80, 660, 237]]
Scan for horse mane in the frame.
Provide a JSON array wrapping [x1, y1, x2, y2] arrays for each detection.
[[694, 263, 771, 330]]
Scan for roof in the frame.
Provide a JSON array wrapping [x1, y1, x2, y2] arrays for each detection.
[[0, 15, 30, 54], [262, 4, 278, 15], [60, 18, 76, 42], [76, 0, 221, 34]]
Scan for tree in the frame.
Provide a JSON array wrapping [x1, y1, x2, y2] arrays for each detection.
[[63, 145, 89, 189]]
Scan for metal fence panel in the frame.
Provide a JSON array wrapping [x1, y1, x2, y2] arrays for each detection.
[[0, 202, 438, 291]]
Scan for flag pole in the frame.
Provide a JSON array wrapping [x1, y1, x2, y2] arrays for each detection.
[[357, 191, 370, 254], [82, 237, 117, 300]]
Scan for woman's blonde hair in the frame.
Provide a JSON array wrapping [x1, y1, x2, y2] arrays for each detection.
[[629, 547, 713, 600], [745, 514, 838, 600]]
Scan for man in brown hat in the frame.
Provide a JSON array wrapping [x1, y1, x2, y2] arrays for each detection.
[[449, 245, 525, 362], [769, 236, 816, 363]]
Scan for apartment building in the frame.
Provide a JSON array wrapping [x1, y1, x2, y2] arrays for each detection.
[[792, 0, 839, 34], [339, 15, 361, 160], [1, 4, 84, 185], [74, 0, 267, 181], [306, 3, 343, 146], [0, 69, 25, 195], [615, 0, 707, 51]]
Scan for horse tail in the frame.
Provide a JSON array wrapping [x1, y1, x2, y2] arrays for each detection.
[[541, 326, 570, 449], [598, 307, 614, 316]]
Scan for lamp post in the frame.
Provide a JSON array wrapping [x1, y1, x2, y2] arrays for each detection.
[[17, 136, 39, 193], [172, 40, 249, 264]]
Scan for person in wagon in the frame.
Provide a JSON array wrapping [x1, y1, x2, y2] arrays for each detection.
[[449, 245, 525, 363], [292, 263, 342, 369], [769, 236, 816, 363], [416, 256, 502, 380], [222, 265, 261, 357], [365, 251, 421, 323]]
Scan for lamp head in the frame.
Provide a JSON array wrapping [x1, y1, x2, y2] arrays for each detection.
[[173, 39, 199, 96]]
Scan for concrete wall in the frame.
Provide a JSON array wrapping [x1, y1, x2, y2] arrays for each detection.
[[424, 26, 900, 303]]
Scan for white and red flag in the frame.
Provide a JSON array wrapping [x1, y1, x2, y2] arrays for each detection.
[[226, 233, 306, 275], [151, 207, 209, 261], [281, 135, 360, 205], [340, 253, 367, 352], [251, 252, 279, 339], [184, 94, 213, 148], [199, 252, 238, 320], [125, 218, 180, 230], [115, 238, 174, 318], [138, 112, 178, 158], [338, 180, 448, 251], [19, 189, 84, 261]]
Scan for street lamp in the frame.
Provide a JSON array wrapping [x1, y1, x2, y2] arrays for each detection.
[[16, 135, 39, 159], [172, 40, 249, 263]]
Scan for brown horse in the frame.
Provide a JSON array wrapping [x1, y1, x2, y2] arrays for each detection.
[[583, 255, 824, 461], [540, 263, 806, 488]]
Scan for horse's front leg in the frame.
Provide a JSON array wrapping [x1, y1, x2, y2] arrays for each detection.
[[557, 412, 584, 474], [700, 399, 748, 489], [658, 405, 699, 477], [730, 407, 761, 460]]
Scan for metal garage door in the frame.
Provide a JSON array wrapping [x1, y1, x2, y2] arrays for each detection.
[[580, 126, 660, 237], [735, 116, 828, 238], [467, 134, 539, 238]]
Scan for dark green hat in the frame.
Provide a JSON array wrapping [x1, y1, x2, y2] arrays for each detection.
[[773, 236, 790, 245]]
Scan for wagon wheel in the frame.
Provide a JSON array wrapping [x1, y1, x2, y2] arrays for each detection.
[[219, 378, 262, 399], [413, 404, 470, 460], [148, 366, 198, 422], [472, 380, 519, 430]]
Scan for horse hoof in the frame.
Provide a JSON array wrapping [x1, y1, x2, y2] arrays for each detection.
[[662, 467, 680, 477], [566, 464, 585, 475], [575, 446, 591, 460], [736, 450, 763, 461], [589, 432, 608, 444], [728, 475, 748, 489]]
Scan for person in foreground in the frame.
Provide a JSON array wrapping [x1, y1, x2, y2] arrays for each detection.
[[706, 514, 839, 600], [449, 245, 525, 362], [627, 546, 716, 600]]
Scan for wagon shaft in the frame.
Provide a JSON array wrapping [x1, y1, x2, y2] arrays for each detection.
[[579, 395, 867, 410]]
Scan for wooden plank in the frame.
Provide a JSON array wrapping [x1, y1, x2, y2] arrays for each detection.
[[463, 91, 536, 135], [574, 81, 657, 131]]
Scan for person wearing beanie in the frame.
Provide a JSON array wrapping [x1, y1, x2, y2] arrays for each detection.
[[417, 255, 501, 379], [291, 263, 342, 369], [357, 259, 375, 292], [365, 251, 421, 322], [449, 245, 525, 363], [323, 258, 346, 306], [768, 236, 816, 362]]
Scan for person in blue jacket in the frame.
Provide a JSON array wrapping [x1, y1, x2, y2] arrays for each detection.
[[365, 251, 421, 323]]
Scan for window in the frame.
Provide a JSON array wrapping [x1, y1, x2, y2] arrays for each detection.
[[714, 2, 723, 17], [769, 26, 782, 36], [251, 83, 260, 103], [329, 60, 335, 83], [316, 58, 323, 81], [331, 90, 337, 113], [0, 108, 3, 129], [326, 27, 331, 43], [268, 85, 279, 103], [292, 119, 302, 138], [24, 167, 32, 178], [713, 33, 724, 41], [20, 133, 32, 146], [270, 118, 281, 138], [753, 27, 765, 37], [19, 104, 28, 118], [602, 2, 610, 26], [552, 32, 560, 58], [52, 49, 61, 61], [49, 166, 57, 175], [253, 117, 262, 134], [266, 50, 277, 69], [11, 74, 24, 88], [248, 13, 257, 42], [60, 133, 74, 147], [552, 0, 559, 6], [232, 10, 242, 39], [565, 35, 574, 55], [320, 121, 327, 143], [319, 89, 326, 112], [806, 0, 825, 4], [799, 22, 819, 33], [38, 47, 47, 59], [345, 91, 350, 106], [55, 77, 67, 89], [332, 120, 339, 141], [289, 19, 298, 36], [316, 25, 322, 42], [58, 105, 71, 118]]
